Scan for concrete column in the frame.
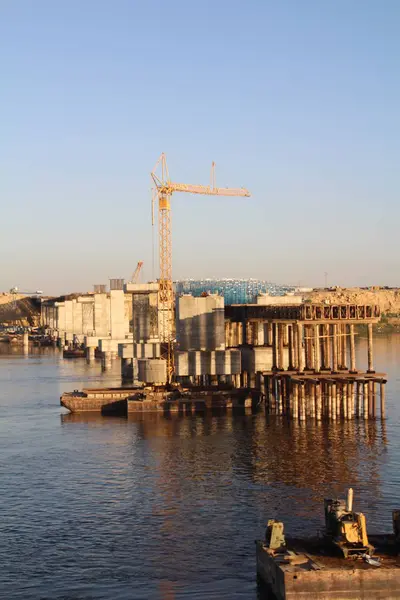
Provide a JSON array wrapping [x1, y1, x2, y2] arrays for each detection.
[[316, 383, 322, 420], [278, 324, 284, 370], [341, 325, 347, 369], [356, 381, 362, 417], [297, 323, 304, 372], [347, 382, 353, 419], [257, 322, 265, 346], [332, 382, 337, 420], [368, 381, 373, 416], [332, 324, 338, 372], [292, 323, 297, 370], [101, 351, 112, 371], [342, 383, 348, 419], [367, 323, 374, 372], [272, 323, 278, 370], [241, 321, 247, 345], [299, 384, 306, 421], [380, 381, 385, 418], [337, 326, 343, 368], [372, 381, 377, 416], [23, 332, 29, 349], [267, 323, 273, 346], [288, 325, 294, 370], [283, 324, 289, 346], [225, 321, 230, 347], [307, 325, 314, 370], [264, 375, 269, 407], [363, 382, 369, 419], [349, 324, 356, 372], [324, 324, 331, 369], [86, 347, 95, 362], [292, 383, 298, 418], [314, 324, 320, 372]]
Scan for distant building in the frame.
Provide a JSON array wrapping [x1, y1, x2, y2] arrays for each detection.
[[175, 279, 294, 305]]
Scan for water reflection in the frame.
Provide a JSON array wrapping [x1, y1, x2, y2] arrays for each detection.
[[0, 339, 399, 599]]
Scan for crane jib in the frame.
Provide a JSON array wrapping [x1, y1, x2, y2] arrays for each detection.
[[158, 182, 250, 197]]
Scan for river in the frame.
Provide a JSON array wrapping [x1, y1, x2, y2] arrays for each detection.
[[1, 334, 399, 599]]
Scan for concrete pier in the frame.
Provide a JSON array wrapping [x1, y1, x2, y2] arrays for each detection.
[[225, 302, 386, 421]]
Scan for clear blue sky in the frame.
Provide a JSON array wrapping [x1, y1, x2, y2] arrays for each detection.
[[1, 0, 399, 294]]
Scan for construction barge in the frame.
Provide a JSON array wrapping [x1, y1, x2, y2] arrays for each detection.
[[60, 385, 263, 415], [256, 490, 400, 599]]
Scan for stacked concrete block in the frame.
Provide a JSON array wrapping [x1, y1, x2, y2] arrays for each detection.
[[138, 359, 167, 384], [135, 342, 161, 359], [256, 293, 302, 305], [64, 300, 74, 342], [176, 294, 225, 351], [240, 346, 290, 372], [118, 343, 134, 359], [94, 293, 110, 337], [125, 283, 159, 343], [81, 298, 95, 335], [188, 350, 211, 376], [72, 301, 83, 337], [215, 349, 241, 375], [42, 291, 132, 350], [124, 295, 132, 335], [175, 350, 241, 377], [110, 290, 125, 340], [175, 351, 189, 377]]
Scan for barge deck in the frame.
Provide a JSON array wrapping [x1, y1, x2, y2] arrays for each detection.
[[256, 535, 400, 599], [60, 386, 263, 414]]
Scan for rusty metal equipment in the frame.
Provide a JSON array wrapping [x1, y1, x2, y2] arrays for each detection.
[[265, 519, 286, 551], [324, 488, 373, 558]]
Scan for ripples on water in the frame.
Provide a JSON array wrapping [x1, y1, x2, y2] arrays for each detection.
[[0, 336, 400, 599]]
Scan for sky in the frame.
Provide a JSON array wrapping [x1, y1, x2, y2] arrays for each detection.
[[1, 0, 399, 294]]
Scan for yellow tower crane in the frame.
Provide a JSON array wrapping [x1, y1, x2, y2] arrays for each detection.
[[151, 153, 250, 382]]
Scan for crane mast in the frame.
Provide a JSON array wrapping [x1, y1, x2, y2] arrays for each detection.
[[151, 153, 250, 382]]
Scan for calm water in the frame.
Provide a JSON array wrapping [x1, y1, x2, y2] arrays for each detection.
[[1, 336, 400, 599]]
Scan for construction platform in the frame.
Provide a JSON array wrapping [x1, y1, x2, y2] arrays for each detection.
[[256, 536, 400, 600]]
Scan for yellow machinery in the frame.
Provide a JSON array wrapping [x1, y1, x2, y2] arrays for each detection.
[[324, 488, 373, 557], [265, 519, 286, 551], [151, 154, 250, 381]]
